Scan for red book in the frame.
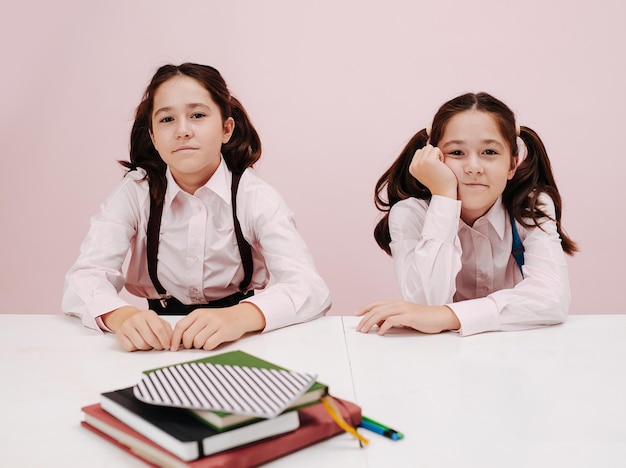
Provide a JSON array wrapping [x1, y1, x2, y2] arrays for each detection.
[[82, 397, 362, 467]]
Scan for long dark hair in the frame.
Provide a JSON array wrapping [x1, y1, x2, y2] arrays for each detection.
[[120, 63, 262, 203], [374, 92, 578, 256]]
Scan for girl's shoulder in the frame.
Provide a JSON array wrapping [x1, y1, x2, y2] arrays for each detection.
[[235, 168, 293, 218], [535, 192, 557, 217], [390, 195, 459, 220], [515, 192, 558, 239], [519, 191, 557, 223], [101, 168, 150, 212], [234, 169, 297, 235], [388, 197, 431, 229], [238, 168, 285, 203], [392, 197, 430, 213]]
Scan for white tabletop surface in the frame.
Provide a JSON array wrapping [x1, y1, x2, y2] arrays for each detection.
[[0, 314, 360, 467], [342, 315, 626, 468], [1, 314, 625, 467]]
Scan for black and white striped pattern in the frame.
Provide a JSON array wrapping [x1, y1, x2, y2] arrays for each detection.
[[133, 363, 316, 418]]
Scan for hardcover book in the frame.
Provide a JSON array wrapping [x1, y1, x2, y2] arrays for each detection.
[[83, 396, 362, 467], [100, 386, 299, 461]]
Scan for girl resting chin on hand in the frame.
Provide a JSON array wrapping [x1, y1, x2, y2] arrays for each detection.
[[356, 92, 577, 337]]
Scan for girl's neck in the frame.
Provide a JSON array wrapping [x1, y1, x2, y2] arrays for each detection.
[[461, 205, 493, 227], [170, 164, 219, 195]]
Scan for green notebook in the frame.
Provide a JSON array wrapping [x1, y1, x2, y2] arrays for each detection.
[[141, 350, 328, 431]]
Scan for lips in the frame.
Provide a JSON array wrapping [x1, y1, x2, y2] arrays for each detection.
[[173, 146, 198, 153]]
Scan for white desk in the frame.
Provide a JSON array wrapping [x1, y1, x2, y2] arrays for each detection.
[[1, 314, 625, 467], [0, 315, 361, 468], [342, 315, 626, 468]]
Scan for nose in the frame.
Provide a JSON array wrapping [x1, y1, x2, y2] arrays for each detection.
[[464, 154, 484, 175], [175, 120, 192, 139]]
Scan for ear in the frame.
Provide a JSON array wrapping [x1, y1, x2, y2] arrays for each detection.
[[223, 117, 235, 144], [508, 155, 519, 180]]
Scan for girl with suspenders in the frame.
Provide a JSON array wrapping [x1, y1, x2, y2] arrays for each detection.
[[356, 93, 578, 337], [63, 64, 331, 351]]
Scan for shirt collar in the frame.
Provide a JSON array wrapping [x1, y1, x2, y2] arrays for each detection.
[[483, 196, 507, 240], [164, 156, 232, 206], [461, 196, 507, 240]]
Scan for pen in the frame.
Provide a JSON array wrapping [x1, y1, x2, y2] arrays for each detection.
[[359, 416, 404, 440]]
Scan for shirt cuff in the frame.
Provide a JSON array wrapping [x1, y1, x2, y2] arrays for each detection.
[[84, 296, 132, 332], [243, 293, 295, 332], [447, 297, 499, 336], [95, 316, 113, 333], [422, 196, 461, 244]]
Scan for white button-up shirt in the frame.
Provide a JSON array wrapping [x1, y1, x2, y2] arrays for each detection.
[[62, 158, 331, 332], [388, 194, 570, 336]]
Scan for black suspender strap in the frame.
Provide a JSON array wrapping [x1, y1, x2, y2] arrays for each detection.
[[231, 172, 253, 293], [510, 214, 525, 275], [147, 196, 168, 305], [146, 172, 254, 307]]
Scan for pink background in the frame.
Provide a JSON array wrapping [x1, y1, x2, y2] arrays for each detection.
[[1, 1, 624, 317]]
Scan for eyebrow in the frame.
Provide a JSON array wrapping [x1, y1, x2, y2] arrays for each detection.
[[442, 139, 505, 149], [153, 102, 211, 117]]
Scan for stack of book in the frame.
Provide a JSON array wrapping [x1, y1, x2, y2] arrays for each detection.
[[81, 350, 362, 467]]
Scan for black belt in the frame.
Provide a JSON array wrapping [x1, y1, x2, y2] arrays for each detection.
[[147, 290, 254, 315]]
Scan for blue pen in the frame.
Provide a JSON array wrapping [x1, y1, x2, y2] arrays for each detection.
[[359, 416, 404, 440]]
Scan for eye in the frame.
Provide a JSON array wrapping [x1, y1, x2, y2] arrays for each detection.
[[191, 113, 206, 119], [159, 116, 173, 123], [483, 149, 498, 156], [447, 150, 464, 157]]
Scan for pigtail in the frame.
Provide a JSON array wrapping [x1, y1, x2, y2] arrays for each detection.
[[503, 125, 554, 223], [222, 96, 262, 174], [121, 100, 167, 203], [503, 126, 578, 255], [373, 214, 393, 254], [374, 128, 430, 254]]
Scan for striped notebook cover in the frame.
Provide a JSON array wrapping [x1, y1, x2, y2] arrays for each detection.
[[133, 362, 317, 419]]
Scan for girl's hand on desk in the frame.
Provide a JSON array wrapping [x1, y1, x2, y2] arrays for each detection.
[[355, 301, 460, 335], [170, 303, 266, 351], [104, 307, 173, 352]]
